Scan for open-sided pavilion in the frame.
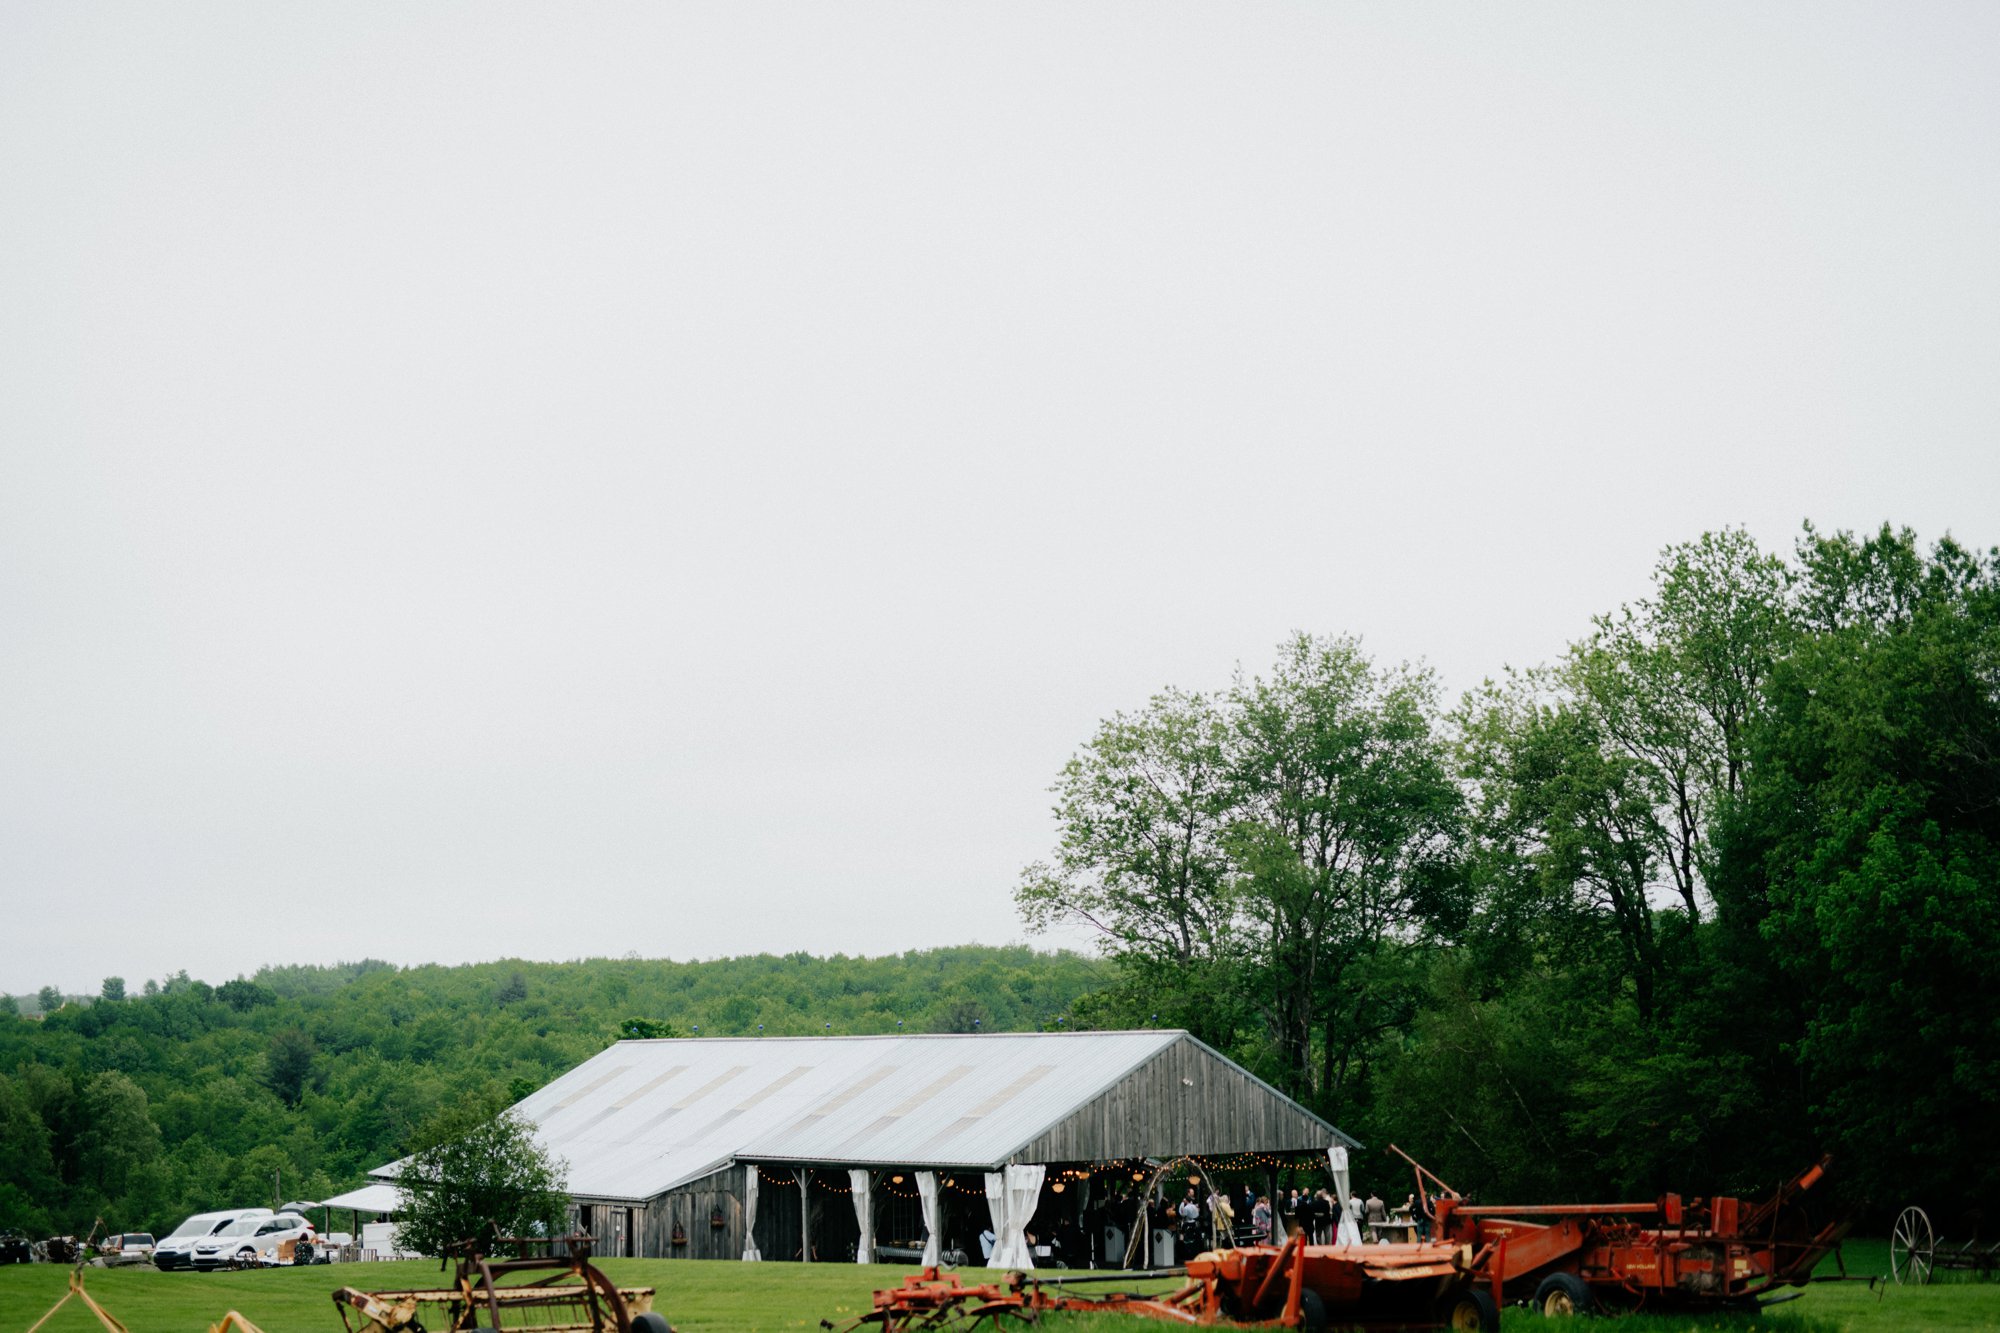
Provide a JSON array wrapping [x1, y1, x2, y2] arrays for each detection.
[[370, 1029, 1358, 1266]]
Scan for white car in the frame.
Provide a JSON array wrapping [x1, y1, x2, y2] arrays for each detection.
[[155, 1209, 272, 1271], [191, 1212, 314, 1269]]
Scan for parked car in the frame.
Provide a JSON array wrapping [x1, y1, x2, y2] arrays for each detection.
[[0, 1236, 31, 1265], [192, 1212, 314, 1269], [97, 1233, 156, 1265], [155, 1209, 272, 1271]]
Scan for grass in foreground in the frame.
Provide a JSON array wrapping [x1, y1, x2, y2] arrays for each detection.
[[0, 1240, 1993, 1332]]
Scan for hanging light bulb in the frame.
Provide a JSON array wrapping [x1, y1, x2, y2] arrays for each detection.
[[1051, 1182, 1065, 1194]]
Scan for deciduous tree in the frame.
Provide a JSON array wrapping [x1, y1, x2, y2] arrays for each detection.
[[396, 1096, 570, 1257]]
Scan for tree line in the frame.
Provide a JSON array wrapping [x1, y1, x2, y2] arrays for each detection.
[[0, 946, 1106, 1238], [1018, 522, 2000, 1223]]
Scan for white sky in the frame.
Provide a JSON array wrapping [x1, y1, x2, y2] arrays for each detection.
[[4, 3, 1997, 994]]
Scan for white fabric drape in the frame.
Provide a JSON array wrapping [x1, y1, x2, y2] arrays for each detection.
[[984, 1172, 1009, 1267], [985, 1164, 1043, 1269], [849, 1170, 874, 1264], [742, 1166, 763, 1261], [917, 1172, 941, 1268], [1328, 1145, 1362, 1246]]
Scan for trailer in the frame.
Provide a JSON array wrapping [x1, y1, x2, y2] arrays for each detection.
[[1397, 1148, 1852, 1315]]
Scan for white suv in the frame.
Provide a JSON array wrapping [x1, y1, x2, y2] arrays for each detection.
[[155, 1209, 271, 1271], [191, 1212, 314, 1269]]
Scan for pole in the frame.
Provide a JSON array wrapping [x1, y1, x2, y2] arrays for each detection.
[[797, 1170, 811, 1263]]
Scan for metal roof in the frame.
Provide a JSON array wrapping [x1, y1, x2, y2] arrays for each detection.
[[374, 1030, 1346, 1204], [321, 1183, 407, 1214]]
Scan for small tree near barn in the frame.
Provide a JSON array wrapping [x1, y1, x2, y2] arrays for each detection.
[[396, 1095, 569, 1257]]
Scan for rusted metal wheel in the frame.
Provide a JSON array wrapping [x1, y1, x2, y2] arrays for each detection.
[[1891, 1206, 1934, 1285]]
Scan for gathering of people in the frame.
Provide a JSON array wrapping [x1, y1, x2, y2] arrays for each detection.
[[1073, 1174, 1428, 1267]]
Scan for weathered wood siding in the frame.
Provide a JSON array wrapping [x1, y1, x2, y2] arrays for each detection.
[[1009, 1035, 1342, 1164], [638, 1165, 746, 1261]]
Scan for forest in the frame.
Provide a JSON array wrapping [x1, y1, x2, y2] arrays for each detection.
[[3, 520, 1994, 1243], [0, 947, 1107, 1237], [1016, 522, 1999, 1226]]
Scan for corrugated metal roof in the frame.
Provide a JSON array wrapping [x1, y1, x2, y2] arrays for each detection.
[[374, 1030, 1346, 1203]]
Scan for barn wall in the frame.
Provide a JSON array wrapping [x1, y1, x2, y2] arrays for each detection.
[[641, 1165, 747, 1261], [1011, 1035, 1341, 1163]]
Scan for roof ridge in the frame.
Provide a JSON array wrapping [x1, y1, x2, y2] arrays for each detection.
[[613, 1029, 1188, 1044]]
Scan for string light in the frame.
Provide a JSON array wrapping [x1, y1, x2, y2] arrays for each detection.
[[751, 1151, 1334, 1199]]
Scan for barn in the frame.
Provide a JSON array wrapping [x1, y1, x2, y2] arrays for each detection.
[[371, 1029, 1357, 1267]]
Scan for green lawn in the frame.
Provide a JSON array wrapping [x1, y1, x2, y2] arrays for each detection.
[[0, 1242, 1992, 1332]]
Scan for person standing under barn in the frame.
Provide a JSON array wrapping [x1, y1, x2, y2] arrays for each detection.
[[1346, 1190, 1364, 1241], [1208, 1185, 1235, 1249], [1364, 1190, 1387, 1243], [1299, 1188, 1325, 1244], [1250, 1194, 1272, 1245]]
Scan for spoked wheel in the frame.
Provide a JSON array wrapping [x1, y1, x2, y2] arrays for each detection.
[[1891, 1206, 1935, 1285]]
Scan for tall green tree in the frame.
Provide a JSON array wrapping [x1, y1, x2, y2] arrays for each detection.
[[1571, 528, 1794, 924], [395, 1095, 570, 1257], [264, 1028, 317, 1108], [1020, 636, 1463, 1107], [1456, 673, 1668, 1022], [1226, 635, 1463, 1104], [1016, 686, 1246, 1048], [1718, 524, 2000, 1206]]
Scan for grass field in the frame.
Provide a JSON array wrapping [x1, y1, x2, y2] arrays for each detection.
[[1, 1240, 1993, 1332]]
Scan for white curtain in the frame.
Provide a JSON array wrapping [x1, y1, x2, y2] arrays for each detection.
[[984, 1172, 1009, 1267], [992, 1165, 1043, 1269], [849, 1170, 874, 1264], [742, 1166, 763, 1261], [917, 1172, 941, 1268], [1328, 1145, 1362, 1246]]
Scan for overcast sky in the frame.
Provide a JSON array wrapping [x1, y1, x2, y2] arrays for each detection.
[[4, 3, 1997, 995]]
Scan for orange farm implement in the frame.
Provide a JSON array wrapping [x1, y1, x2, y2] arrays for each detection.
[[825, 1231, 1501, 1332], [1398, 1147, 1858, 1315]]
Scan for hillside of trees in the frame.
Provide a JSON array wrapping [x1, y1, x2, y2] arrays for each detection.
[[0, 947, 1108, 1237], [1019, 522, 1999, 1227]]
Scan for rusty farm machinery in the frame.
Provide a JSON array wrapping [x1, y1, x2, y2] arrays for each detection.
[[833, 1151, 1855, 1330], [1399, 1147, 1855, 1316], [333, 1233, 670, 1333], [828, 1232, 1501, 1332]]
